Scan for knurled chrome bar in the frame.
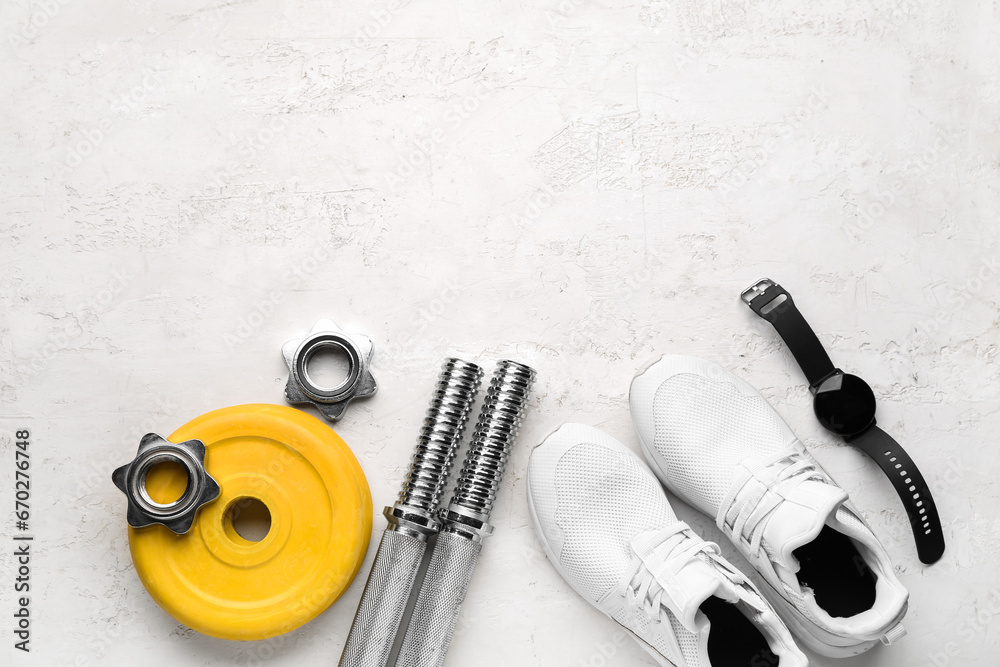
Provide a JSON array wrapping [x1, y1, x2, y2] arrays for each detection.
[[338, 358, 483, 667], [396, 360, 536, 667]]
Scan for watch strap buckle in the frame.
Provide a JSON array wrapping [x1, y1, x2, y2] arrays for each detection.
[[740, 278, 790, 316]]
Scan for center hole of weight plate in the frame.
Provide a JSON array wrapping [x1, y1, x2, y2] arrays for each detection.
[[144, 460, 190, 505], [226, 497, 272, 542], [303, 343, 353, 393]]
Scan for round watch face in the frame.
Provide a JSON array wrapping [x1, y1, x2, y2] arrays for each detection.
[[813, 373, 877, 437]]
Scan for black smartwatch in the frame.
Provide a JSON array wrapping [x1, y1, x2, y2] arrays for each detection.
[[741, 278, 945, 565]]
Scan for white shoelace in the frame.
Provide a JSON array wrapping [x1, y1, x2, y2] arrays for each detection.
[[717, 449, 828, 557], [626, 524, 722, 622]]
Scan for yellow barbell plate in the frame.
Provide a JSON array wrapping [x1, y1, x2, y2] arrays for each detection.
[[128, 403, 372, 640]]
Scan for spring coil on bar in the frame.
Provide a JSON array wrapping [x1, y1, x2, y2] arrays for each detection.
[[398, 358, 484, 512], [450, 360, 536, 516]]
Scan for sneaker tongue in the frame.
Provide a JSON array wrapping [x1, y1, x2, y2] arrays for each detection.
[[632, 530, 738, 634], [761, 479, 849, 574]]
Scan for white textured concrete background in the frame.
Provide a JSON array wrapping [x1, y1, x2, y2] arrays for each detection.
[[2, 0, 999, 665]]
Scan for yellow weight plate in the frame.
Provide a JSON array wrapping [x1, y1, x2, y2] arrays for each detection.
[[128, 404, 372, 640]]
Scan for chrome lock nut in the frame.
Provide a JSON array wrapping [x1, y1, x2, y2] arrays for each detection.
[[282, 318, 377, 421], [112, 433, 221, 534]]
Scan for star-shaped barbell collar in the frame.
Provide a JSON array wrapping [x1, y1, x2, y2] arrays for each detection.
[[281, 318, 378, 421], [112, 433, 221, 534]]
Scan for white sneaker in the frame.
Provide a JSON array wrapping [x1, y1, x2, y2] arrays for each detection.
[[527, 423, 809, 667], [630, 355, 909, 657]]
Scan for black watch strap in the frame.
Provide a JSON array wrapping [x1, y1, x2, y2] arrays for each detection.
[[741, 278, 945, 565], [741, 279, 836, 389], [849, 426, 945, 564]]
